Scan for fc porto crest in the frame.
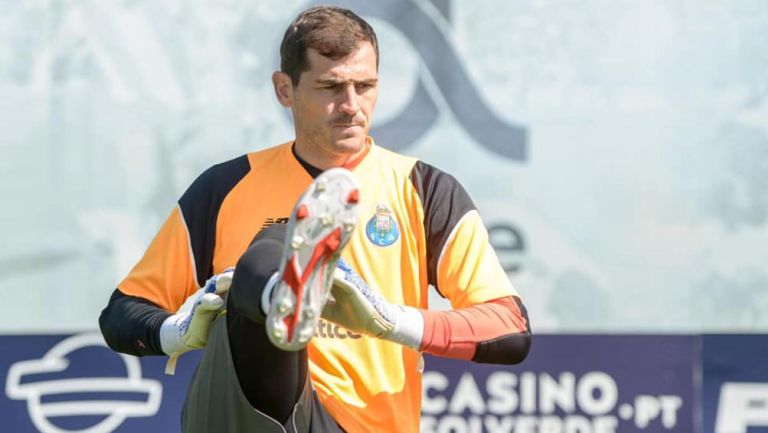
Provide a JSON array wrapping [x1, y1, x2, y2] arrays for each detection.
[[365, 204, 399, 247]]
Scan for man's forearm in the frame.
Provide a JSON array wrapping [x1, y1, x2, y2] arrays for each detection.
[[99, 289, 170, 356], [419, 296, 531, 365]]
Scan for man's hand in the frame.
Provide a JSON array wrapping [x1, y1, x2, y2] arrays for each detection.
[[160, 268, 234, 374], [322, 259, 423, 349]]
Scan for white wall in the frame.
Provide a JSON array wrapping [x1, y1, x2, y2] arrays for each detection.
[[1, 0, 767, 332]]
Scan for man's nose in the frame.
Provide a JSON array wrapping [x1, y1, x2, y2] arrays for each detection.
[[338, 84, 360, 115]]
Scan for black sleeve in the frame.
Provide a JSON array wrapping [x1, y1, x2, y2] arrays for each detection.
[[409, 161, 477, 296], [179, 154, 251, 287], [99, 155, 251, 356], [99, 289, 170, 356], [472, 298, 532, 365]]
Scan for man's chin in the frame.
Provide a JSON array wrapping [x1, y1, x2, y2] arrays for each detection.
[[332, 135, 368, 154]]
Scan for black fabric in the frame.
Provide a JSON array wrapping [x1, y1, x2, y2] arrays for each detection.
[[178, 155, 251, 287], [472, 298, 532, 365], [98, 289, 170, 356], [221, 224, 344, 431], [309, 391, 347, 433], [226, 224, 309, 424], [408, 161, 477, 295], [291, 143, 324, 179]]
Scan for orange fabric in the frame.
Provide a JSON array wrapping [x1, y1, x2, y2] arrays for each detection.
[[118, 207, 198, 310], [340, 137, 372, 170], [419, 296, 527, 360], [118, 141, 518, 433], [308, 144, 425, 433], [435, 210, 518, 308]]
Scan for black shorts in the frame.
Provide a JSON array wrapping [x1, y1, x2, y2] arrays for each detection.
[[181, 316, 345, 433]]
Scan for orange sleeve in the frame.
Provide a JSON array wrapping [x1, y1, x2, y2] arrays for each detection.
[[409, 161, 528, 363], [118, 206, 198, 311], [419, 296, 530, 362], [437, 210, 518, 308]]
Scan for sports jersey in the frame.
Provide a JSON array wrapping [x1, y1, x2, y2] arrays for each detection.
[[118, 139, 517, 433]]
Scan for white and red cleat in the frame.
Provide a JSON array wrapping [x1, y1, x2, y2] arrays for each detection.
[[266, 168, 360, 351]]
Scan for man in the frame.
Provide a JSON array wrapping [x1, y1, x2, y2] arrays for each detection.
[[99, 6, 530, 433]]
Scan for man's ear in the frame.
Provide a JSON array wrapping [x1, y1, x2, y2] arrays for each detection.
[[272, 71, 294, 107]]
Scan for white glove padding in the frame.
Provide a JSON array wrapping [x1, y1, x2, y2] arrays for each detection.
[[160, 268, 234, 374], [321, 259, 423, 349]]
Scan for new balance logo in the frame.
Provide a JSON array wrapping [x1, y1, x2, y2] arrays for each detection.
[[316, 319, 361, 340], [261, 217, 289, 230]]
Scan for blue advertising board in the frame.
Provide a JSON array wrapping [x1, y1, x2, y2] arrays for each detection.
[[1, 333, 200, 433], [701, 335, 768, 433], [9, 333, 768, 433], [422, 335, 696, 433]]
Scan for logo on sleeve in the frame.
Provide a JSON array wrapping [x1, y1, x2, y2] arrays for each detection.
[[365, 204, 399, 247]]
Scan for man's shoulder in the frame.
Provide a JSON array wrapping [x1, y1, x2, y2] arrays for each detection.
[[244, 141, 292, 161], [369, 142, 421, 175], [192, 154, 252, 192], [242, 141, 294, 171], [191, 142, 291, 193], [180, 145, 272, 206], [406, 160, 475, 210], [397, 157, 456, 190], [368, 143, 465, 192]]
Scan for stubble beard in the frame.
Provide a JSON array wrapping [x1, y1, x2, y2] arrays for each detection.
[[295, 121, 367, 166]]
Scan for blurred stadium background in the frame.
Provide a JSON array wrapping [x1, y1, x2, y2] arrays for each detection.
[[1, 1, 767, 432]]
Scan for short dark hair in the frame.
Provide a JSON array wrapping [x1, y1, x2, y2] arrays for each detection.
[[280, 6, 379, 86]]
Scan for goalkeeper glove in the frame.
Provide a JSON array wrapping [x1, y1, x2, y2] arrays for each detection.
[[322, 259, 423, 349], [160, 268, 233, 374]]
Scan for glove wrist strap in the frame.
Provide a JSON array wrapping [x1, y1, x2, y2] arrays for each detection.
[[387, 305, 424, 350]]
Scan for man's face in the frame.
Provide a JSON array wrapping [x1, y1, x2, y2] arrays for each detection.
[[276, 42, 378, 163]]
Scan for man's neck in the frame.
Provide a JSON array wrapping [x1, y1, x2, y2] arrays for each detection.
[[292, 139, 369, 171], [291, 145, 323, 179]]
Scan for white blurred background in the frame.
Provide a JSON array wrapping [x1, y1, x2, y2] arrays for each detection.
[[1, 0, 767, 333]]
